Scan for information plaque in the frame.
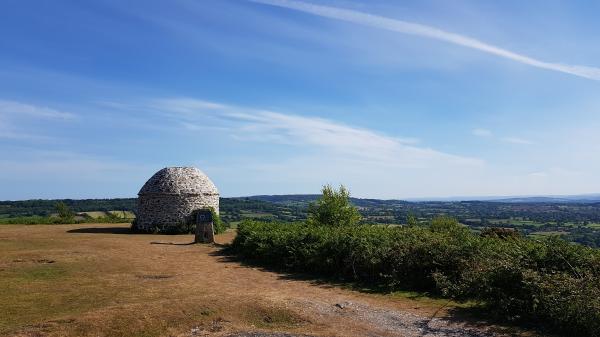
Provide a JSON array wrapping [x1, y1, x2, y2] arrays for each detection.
[[194, 209, 214, 243]]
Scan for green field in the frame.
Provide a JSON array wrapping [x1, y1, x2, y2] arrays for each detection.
[[79, 211, 135, 219]]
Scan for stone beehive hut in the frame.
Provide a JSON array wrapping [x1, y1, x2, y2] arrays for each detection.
[[135, 167, 219, 232]]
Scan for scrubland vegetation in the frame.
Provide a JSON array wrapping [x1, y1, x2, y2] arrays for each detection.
[[231, 186, 600, 336]]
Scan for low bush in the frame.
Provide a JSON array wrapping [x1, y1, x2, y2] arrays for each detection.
[[231, 220, 600, 336]]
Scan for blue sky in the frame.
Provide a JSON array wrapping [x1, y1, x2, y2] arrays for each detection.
[[1, 0, 600, 200]]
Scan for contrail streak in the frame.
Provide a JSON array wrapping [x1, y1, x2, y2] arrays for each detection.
[[251, 0, 600, 81]]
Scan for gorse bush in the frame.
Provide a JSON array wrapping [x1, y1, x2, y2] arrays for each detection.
[[231, 219, 600, 336]]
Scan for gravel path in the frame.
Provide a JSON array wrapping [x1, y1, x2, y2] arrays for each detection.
[[226, 331, 493, 337], [219, 298, 504, 337], [290, 299, 500, 337]]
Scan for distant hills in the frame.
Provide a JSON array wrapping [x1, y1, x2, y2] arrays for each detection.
[[488, 194, 600, 203], [246, 193, 600, 204], [3, 193, 600, 209], [244, 194, 410, 208]]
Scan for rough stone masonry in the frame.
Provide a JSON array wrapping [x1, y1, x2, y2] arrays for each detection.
[[135, 167, 219, 232]]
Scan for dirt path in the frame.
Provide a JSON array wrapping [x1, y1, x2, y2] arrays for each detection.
[[0, 224, 536, 337]]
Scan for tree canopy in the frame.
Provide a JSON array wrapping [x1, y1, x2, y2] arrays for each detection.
[[307, 185, 361, 227]]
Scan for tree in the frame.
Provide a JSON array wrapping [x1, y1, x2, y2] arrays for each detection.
[[307, 184, 361, 227], [55, 202, 74, 220], [406, 213, 419, 227]]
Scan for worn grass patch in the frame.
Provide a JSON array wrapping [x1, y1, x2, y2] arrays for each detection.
[[18, 301, 222, 337], [241, 304, 306, 329], [0, 260, 126, 334], [14, 263, 67, 281]]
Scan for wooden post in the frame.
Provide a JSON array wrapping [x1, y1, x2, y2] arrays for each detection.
[[194, 209, 214, 243]]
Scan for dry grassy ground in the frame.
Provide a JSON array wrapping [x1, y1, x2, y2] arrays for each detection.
[[0, 224, 543, 337]]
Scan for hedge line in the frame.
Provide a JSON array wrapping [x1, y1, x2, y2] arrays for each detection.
[[0, 215, 131, 225], [231, 220, 600, 336]]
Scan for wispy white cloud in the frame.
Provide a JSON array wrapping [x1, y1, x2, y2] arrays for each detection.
[[152, 98, 482, 169], [251, 0, 600, 81], [0, 100, 74, 143], [527, 168, 581, 181], [528, 171, 549, 178], [0, 151, 136, 174], [0, 100, 75, 120], [502, 136, 533, 145], [0, 129, 53, 141], [472, 128, 493, 137], [471, 128, 533, 145], [151, 98, 227, 114]]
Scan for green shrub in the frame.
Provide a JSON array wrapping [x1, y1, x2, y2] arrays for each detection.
[[429, 215, 462, 233], [230, 220, 600, 336], [55, 201, 74, 220], [307, 185, 361, 227], [211, 208, 226, 234], [480, 227, 521, 239]]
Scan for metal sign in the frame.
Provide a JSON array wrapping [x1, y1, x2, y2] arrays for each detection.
[[194, 209, 214, 243], [195, 209, 213, 224]]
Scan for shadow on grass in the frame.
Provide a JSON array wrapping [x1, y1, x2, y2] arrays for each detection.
[[66, 227, 233, 248], [67, 227, 133, 234], [441, 306, 563, 337], [211, 246, 559, 337], [151, 241, 231, 247], [150, 241, 196, 246], [211, 245, 431, 292]]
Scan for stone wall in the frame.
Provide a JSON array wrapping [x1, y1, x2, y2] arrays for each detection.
[[136, 193, 219, 231]]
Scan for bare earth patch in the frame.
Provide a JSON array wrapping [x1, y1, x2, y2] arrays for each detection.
[[0, 224, 545, 337]]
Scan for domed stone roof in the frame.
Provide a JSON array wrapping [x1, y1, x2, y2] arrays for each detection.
[[138, 167, 218, 196]]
